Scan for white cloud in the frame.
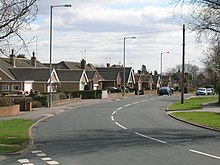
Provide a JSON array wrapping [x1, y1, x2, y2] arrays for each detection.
[[15, 0, 206, 72]]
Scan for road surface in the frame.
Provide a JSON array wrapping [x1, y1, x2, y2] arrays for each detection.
[[2, 95, 220, 165]]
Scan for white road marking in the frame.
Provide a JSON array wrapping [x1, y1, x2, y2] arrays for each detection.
[[189, 149, 220, 160], [111, 115, 114, 121], [36, 153, 47, 157], [32, 150, 42, 154], [124, 104, 131, 107], [141, 99, 148, 102], [17, 159, 30, 163], [134, 132, 167, 144], [41, 157, 52, 161], [117, 107, 123, 111], [115, 122, 127, 130], [132, 101, 139, 104], [23, 163, 34, 165], [112, 111, 116, 115], [46, 160, 59, 164]]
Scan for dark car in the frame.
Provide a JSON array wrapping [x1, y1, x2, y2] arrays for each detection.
[[158, 87, 172, 96], [106, 87, 121, 93]]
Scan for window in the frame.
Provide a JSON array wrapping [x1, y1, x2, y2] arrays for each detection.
[[12, 85, 20, 91], [1, 85, 10, 91]]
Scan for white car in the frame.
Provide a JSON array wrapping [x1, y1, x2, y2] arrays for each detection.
[[206, 88, 214, 95], [196, 87, 207, 96]]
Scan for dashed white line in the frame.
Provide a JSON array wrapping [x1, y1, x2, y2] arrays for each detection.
[[115, 122, 127, 130], [117, 107, 123, 111], [189, 149, 220, 160], [41, 157, 52, 161], [141, 99, 148, 102], [17, 159, 30, 163], [36, 153, 47, 157], [112, 111, 116, 115], [134, 132, 167, 144], [124, 104, 131, 107], [132, 101, 140, 104], [111, 115, 114, 121], [46, 160, 60, 164]]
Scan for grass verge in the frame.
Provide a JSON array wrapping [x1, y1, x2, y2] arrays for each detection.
[[0, 119, 33, 154], [172, 112, 220, 130], [167, 95, 218, 110]]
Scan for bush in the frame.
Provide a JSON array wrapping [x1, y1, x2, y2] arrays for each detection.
[[0, 97, 14, 107], [32, 95, 48, 107], [59, 92, 67, 100], [64, 90, 102, 99], [32, 100, 42, 108]]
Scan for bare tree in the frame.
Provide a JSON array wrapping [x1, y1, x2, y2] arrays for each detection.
[[173, 0, 220, 41], [0, 0, 38, 56]]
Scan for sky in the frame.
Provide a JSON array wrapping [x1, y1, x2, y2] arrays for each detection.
[[13, 0, 209, 73]]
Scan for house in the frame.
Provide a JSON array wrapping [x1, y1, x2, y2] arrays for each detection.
[[8, 67, 59, 93], [134, 73, 153, 91], [0, 51, 50, 95], [96, 66, 135, 90], [56, 69, 89, 91]]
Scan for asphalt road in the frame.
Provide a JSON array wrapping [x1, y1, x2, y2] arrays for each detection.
[[2, 95, 220, 165]]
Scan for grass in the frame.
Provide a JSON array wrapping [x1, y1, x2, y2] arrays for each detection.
[[168, 95, 220, 130], [0, 119, 33, 154], [168, 95, 218, 110], [172, 112, 220, 129]]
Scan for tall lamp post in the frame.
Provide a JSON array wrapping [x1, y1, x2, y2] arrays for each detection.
[[123, 37, 136, 96], [49, 4, 72, 107], [160, 51, 170, 87], [187, 60, 195, 88]]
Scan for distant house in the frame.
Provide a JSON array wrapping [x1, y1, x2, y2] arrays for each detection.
[[56, 69, 89, 91], [96, 66, 135, 90], [134, 73, 153, 91], [0, 51, 50, 95]]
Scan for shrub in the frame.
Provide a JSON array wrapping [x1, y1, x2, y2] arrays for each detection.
[[0, 97, 14, 107], [32, 100, 42, 108], [59, 92, 67, 100]]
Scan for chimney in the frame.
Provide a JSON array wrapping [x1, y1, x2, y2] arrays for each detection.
[[31, 52, 37, 67], [106, 63, 110, 67], [10, 49, 16, 67], [81, 59, 86, 69]]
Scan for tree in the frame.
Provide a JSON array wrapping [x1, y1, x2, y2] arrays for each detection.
[[173, 0, 220, 42], [141, 65, 148, 74], [202, 44, 220, 102], [0, 0, 38, 56]]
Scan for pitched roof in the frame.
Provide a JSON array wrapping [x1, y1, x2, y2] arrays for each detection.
[[96, 67, 132, 83], [0, 57, 46, 79], [56, 69, 85, 82], [8, 68, 51, 81]]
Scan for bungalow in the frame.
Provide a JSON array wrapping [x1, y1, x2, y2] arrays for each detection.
[[56, 69, 89, 91]]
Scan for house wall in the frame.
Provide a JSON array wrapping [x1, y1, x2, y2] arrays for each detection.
[[60, 83, 79, 91], [33, 83, 47, 93], [0, 82, 23, 95]]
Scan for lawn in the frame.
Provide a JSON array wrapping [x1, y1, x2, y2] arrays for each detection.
[[172, 112, 220, 130], [167, 95, 218, 110], [0, 119, 33, 154], [168, 95, 220, 130]]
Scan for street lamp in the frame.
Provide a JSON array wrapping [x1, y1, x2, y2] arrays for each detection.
[[160, 51, 170, 76], [49, 4, 72, 107], [160, 51, 170, 87], [187, 60, 195, 88], [123, 37, 136, 96]]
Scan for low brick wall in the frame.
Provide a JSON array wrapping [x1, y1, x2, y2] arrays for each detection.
[[0, 105, 20, 117]]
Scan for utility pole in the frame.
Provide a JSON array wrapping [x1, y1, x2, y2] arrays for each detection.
[[181, 24, 185, 104]]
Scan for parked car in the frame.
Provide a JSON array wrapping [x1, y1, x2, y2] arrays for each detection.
[[206, 88, 215, 95], [196, 87, 207, 96], [158, 87, 172, 96], [106, 87, 121, 93]]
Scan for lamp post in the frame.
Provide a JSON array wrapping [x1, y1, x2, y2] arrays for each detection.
[[123, 37, 136, 96], [187, 60, 195, 88], [160, 51, 170, 87], [49, 4, 71, 107]]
